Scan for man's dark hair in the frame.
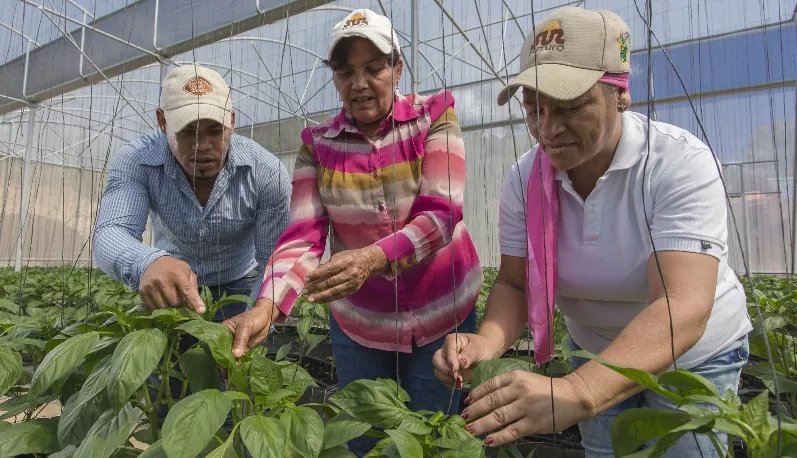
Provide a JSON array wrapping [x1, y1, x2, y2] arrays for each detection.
[[323, 37, 401, 71]]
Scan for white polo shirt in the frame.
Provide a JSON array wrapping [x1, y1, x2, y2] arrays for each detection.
[[499, 111, 752, 369]]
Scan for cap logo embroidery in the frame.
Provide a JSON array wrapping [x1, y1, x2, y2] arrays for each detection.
[[344, 12, 368, 29], [618, 32, 630, 67], [183, 77, 213, 96], [530, 20, 565, 55]]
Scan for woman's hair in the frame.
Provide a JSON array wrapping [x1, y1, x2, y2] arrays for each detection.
[[323, 37, 401, 71]]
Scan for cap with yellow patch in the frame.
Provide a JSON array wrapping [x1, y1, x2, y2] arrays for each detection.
[[160, 64, 233, 132], [328, 9, 401, 60], [497, 6, 631, 105]]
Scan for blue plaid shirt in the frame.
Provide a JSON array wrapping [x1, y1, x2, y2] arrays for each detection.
[[94, 132, 291, 297]]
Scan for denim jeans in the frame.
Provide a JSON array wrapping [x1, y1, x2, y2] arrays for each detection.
[[329, 308, 477, 457], [569, 335, 749, 458]]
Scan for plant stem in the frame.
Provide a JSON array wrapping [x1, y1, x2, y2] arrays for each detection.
[[140, 385, 159, 444]]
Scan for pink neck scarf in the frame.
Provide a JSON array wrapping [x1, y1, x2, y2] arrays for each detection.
[[524, 71, 629, 364]]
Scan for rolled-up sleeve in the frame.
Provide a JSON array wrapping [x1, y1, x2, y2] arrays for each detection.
[[257, 136, 329, 317], [93, 147, 167, 290]]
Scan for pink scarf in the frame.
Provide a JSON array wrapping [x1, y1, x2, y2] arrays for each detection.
[[525, 72, 629, 364]]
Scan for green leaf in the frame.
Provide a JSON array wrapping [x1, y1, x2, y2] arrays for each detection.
[[180, 346, 221, 392], [240, 415, 286, 457], [610, 408, 691, 456], [51, 444, 78, 458], [213, 294, 254, 310], [298, 316, 312, 341], [281, 406, 324, 458], [178, 320, 235, 368], [323, 419, 372, 450], [753, 313, 789, 334], [471, 358, 530, 388], [331, 379, 412, 429], [162, 389, 232, 458], [204, 436, 237, 458], [304, 334, 327, 356], [741, 391, 770, 429], [385, 429, 423, 458], [279, 361, 318, 387], [743, 362, 797, 394], [566, 350, 682, 403], [0, 394, 58, 421], [0, 298, 19, 314], [107, 328, 167, 409], [375, 378, 410, 404], [657, 369, 719, 396], [30, 332, 100, 400], [59, 356, 113, 447], [72, 403, 143, 458], [0, 346, 22, 395], [320, 446, 358, 458], [276, 342, 292, 361], [396, 415, 433, 435], [0, 418, 59, 456], [251, 352, 283, 397]]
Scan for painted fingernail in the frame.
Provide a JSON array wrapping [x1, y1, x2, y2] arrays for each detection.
[[455, 377, 463, 389], [461, 410, 468, 420], [483, 437, 493, 445], [464, 395, 472, 404], [448, 370, 454, 377], [465, 424, 474, 433]]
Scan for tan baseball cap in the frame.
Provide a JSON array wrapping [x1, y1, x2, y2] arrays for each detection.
[[497, 6, 631, 105], [159, 64, 233, 132], [328, 9, 401, 60]]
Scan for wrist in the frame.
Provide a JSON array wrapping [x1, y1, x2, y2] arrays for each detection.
[[366, 245, 389, 274], [563, 370, 598, 420]]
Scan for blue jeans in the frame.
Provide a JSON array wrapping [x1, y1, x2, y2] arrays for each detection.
[[569, 335, 749, 458], [329, 308, 477, 457]]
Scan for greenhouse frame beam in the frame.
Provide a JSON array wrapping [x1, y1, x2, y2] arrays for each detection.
[[0, 0, 332, 115]]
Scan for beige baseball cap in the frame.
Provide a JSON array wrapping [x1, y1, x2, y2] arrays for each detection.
[[497, 6, 631, 105], [328, 9, 401, 60], [159, 64, 233, 132]]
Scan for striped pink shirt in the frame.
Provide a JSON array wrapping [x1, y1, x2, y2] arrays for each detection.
[[258, 90, 483, 352]]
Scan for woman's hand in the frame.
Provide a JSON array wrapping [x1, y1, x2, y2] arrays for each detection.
[[432, 333, 501, 389], [461, 371, 595, 447], [303, 245, 388, 303], [223, 298, 281, 358]]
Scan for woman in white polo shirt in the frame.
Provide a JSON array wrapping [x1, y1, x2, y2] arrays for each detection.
[[432, 6, 751, 457]]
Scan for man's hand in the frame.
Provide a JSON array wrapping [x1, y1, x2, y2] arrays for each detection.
[[303, 245, 388, 303], [224, 298, 281, 358], [139, 256, 205, 313]]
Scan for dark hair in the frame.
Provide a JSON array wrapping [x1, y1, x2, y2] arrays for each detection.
[[323, 37, 401, 71], [600, 82, 618, 101]]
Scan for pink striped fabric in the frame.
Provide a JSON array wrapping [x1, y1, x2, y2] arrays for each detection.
[[258, 90, 483, 352]]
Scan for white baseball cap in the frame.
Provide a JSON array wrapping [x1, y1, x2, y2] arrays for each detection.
[[159, 64, 233, 132], [327, 9, 401, 60], [497, 6, 631, 105]]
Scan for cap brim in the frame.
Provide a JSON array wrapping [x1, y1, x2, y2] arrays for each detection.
[[328, 30, 396, 60], [163, 103, 233, 132], [497, 64, 604, 105]]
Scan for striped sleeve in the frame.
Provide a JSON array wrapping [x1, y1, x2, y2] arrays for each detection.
[[375, 90, 465, 274], [257, 134, 329, 317], [93, 145, 168, 290]]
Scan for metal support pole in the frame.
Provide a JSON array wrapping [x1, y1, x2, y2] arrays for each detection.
[[411, 0, 419, 94], [645, 0, 655, 120], [791, 82, 797, 275], [739, 165, 754, 271], [15, 106, 38, 272]]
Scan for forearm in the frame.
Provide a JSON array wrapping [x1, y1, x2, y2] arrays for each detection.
[[478, 281, 529, 359], [94, 226, 168, 290], [565, 295, 709, 415]]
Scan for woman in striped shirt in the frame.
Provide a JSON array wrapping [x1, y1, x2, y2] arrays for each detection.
[[223, 8, 483, 454]]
